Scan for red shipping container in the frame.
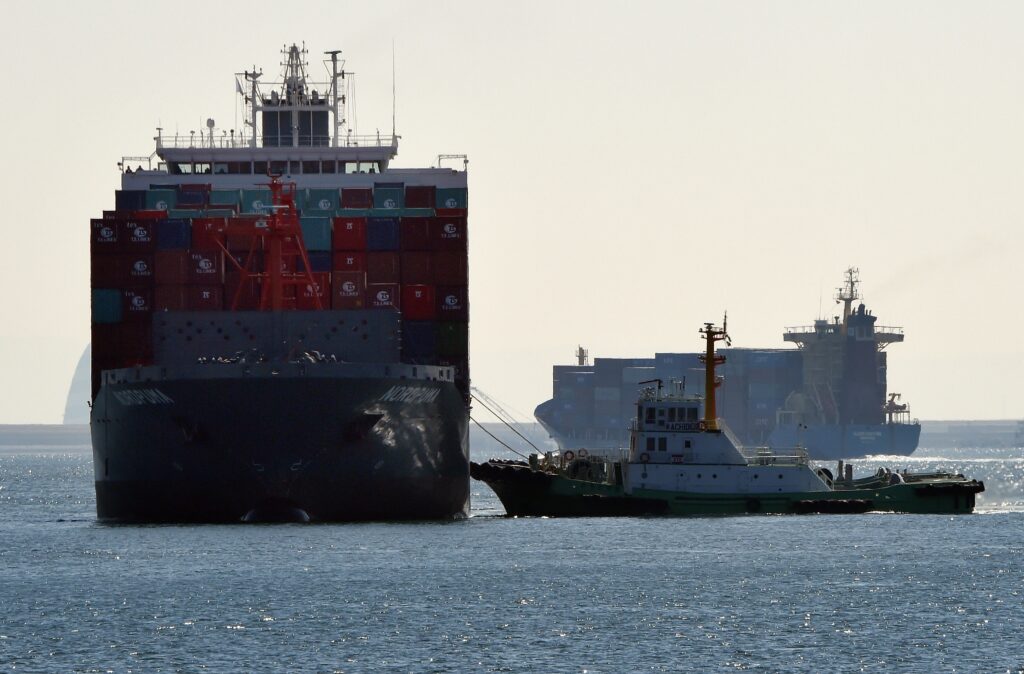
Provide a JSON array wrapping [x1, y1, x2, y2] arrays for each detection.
[[228, 249, 264, 273], [366, 283, 400, 310], [399, 217, 431, 251], [91, 253, 123, 287], [402, 285, 436, 320], [102, 211, 121, 221], [225, 271, 263, 310], [186, 285, 224, 311], [432, 251, 468, 285], [435, 208, 468, 218], [404, 185, 436, 208], [155, 250, 190, 285], [121, 220, 157, 251], [340, 188, 372, 209], [91, 219, 120, 253], [122, 288, 153, 321], [366, 251, 400, 283], [332, 251, 366, 272], [400, 251, 433, 284], [332, 216, 367, 250], [123, 253, 155, 285], [91, 323, 154, 363], [188, 250, 224, 285], [436, 286, 469, 321], [130, 209, 168, 220], [192, 217, 227, 251], [331, 271, 366, 309], [429, 216, 467, 250], [297, 272, 331, 310], [154, 285, 188, 311]]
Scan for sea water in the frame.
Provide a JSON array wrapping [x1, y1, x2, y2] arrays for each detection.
[[0, 447, 1021, 673]]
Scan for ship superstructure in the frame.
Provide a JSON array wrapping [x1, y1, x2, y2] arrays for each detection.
[[535, 269, 920, 460], [90, 44, 470, 522]]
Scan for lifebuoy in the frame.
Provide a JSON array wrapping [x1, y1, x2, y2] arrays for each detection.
[[578, 448, 589, 458], [563, 450, 575, 462], [639, 452, 650, 463]]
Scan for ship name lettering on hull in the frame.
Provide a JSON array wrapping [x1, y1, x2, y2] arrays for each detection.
[[379, 386, 440, 404], [112, 388, 175, 406]]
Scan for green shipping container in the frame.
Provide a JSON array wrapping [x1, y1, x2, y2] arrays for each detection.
[[208, 189, 241, 207], [204, 209, 236, 217], [373, 187, 404, 210], [92, 289, 123, 324], [335, 209, 370, 217], [437, 321, 468, 357], [145, 189, 177, 210], [301, 209, 334, 219], [401, 208, 435, 217], [241, 189, 273, 214], [435, 188, 468, 209], [304, 188, 340, 212], [169, 209, 203, 219], [300, 216, 332, 251]]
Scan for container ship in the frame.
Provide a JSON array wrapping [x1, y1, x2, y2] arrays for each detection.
[[90, 44, 470, 522], [535, 269, 921, 461]]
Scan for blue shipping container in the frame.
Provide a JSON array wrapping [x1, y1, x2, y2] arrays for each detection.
[[156, 218, 191, 250], [401, 320, 437, 360], [115, 190, 146, 211], [366, 217, 400, 251]]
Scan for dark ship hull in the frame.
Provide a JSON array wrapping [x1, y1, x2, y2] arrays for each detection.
[[91, 369, 469, 522]]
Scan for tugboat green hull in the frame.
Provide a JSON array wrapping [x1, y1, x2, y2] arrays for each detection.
[[472, 461, 984, 517]]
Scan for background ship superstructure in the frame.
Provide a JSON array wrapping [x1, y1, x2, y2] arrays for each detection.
[[535, 270, 920, 460], [89, 45, 470, 521]]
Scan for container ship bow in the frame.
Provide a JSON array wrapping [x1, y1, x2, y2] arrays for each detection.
[[90, 44, 471, 522]]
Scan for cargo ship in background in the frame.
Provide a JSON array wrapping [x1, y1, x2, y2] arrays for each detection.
[[90, 44, 470, 522], [535, 269, 921, 461]]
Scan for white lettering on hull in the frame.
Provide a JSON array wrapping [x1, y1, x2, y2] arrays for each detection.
[[112, 388, 175, 406], [378, 385, 441, 404]]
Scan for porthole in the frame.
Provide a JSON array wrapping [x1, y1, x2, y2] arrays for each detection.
[[753, 474, 759, 479], [712, 474, 717, 479], [778, 474, 784, 479]]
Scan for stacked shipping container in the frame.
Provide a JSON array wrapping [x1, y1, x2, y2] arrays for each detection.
[[91, 182, 469, 397]]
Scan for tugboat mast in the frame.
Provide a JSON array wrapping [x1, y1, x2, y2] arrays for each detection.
[[699, 314, 730, 431]]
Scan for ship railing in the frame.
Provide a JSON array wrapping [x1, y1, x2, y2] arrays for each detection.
[[154, 132, 398, 150], [741, 446, 810, 467]]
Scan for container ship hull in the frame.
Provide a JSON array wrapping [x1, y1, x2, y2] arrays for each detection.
[[91, 373, 469, 522], [767, 422, 921, 461]]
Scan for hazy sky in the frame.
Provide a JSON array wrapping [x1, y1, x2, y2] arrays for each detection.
[[1, 1, 1022, 423]]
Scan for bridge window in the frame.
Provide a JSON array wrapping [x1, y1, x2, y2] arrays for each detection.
[[686, 407, 698, 421], [270, 160, 288, 175], [302, 160, 320, 174], [254, 161, 268, 175], [646, 437, 655, 452], [344, 161, 381, 174], [668, 408, 677, 422], [228, 161, 252, 175], [645, 407, 655, 423], [321, 160, 337, 174], [684, 440, 691, 449], [194, 162, 211, 174]]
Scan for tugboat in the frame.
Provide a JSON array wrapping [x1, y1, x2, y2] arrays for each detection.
[[472, 317, 984, 517]]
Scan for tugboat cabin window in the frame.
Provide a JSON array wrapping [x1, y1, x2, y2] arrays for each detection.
[[645, 407, 655, 423], [658, 437, 667, 452], [646, 437, 655, 452], [668, 408, 677, 422], [686, 407, 698, 421]]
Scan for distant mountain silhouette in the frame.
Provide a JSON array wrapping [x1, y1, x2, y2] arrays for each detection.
[[63, 346, 90, 424]]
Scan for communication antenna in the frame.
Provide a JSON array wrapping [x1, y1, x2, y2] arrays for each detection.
[[575, 346, 589, 366]]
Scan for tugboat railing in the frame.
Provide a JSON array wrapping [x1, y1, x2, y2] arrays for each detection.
[[741, 446, 810, 467]]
